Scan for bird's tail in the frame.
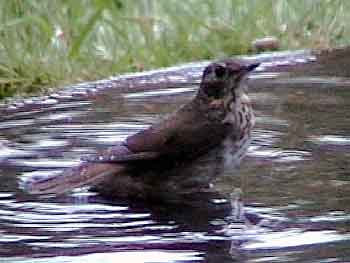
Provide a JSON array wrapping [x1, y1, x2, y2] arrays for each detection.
[[23, 162, 125, 195]]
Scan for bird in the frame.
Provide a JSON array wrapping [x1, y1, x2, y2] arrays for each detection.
[[25, 59, 259, 202]]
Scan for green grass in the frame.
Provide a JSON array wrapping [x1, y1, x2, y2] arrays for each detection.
[[1, 0, 350, 99]]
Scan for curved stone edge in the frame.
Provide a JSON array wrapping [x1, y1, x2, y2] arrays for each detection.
[[2, 47, 350, 115]]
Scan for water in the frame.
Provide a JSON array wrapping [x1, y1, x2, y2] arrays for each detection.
[[0, 59, 350, 262]]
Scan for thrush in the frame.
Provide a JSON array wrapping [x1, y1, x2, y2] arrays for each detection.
[[26, 59, 259, 201]]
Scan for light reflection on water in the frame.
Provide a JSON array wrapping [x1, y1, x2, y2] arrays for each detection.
[[0, 64, 350, 262], [4, 251, 204, 263]]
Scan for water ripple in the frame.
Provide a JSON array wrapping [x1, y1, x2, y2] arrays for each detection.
[[248, 149, 311, 162], [4, 251, 203, 263], [0, 53, 350, 262], [242, 230, 350, 250]]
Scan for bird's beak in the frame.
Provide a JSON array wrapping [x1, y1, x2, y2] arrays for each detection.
[[245, 62, 260, 72], [233, 62, 260, 80]]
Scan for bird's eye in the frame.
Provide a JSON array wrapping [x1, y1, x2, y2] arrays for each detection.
[[203, 66, 212, 77], [214, 65, 226, 78]]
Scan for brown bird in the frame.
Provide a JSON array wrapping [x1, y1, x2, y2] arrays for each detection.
[[26, 59, 259, 202]]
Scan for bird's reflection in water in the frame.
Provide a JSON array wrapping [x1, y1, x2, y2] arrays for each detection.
[[96, 186, 272, 262]]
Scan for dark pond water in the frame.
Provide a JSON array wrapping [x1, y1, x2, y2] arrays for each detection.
[[0, 59, 350, 262]]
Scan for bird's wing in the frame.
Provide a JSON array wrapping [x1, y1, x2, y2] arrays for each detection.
[[84, 105, 202, 164], [82, 144, 159, 163], [124, 103, 228, 160]]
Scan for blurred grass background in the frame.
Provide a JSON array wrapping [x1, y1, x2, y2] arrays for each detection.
[[1, 0, 350, 99]]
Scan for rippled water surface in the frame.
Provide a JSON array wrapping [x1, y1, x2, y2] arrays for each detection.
[[0, 60, 350, 262]]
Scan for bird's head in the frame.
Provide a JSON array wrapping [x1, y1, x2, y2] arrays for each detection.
[[197, 59, 259, 113]]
